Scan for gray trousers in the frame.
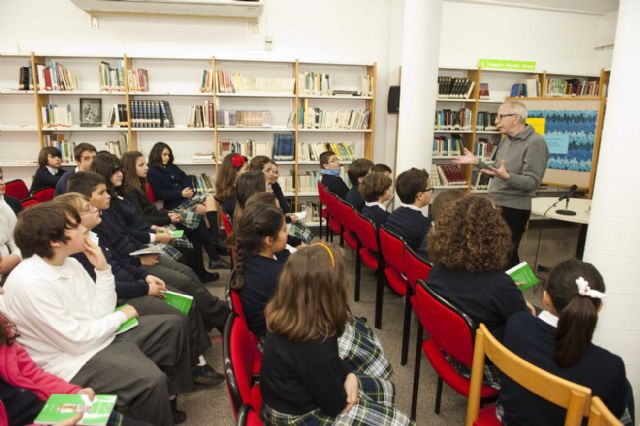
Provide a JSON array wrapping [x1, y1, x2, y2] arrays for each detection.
[[124, 291, 212, 365], [70, 315, 193, 426], [143, 256, 229, 332]]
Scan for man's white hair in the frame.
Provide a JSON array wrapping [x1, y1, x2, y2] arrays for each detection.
[[504, 101, 528, 122]]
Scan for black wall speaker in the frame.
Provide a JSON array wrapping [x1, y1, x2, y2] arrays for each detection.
[[387, 85, 400, 114]]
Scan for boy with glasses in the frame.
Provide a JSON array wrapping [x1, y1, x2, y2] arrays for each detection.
[[319, 151, 349, 198]]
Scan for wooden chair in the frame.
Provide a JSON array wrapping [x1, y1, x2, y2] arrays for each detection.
[[587, 397, 623, 426], [466, 323, 592, 426]]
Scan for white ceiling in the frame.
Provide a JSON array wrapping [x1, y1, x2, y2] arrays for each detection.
[[447, 0, 619, 15]]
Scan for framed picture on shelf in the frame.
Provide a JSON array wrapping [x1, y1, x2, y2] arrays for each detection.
[[80, 98, 102, 127]]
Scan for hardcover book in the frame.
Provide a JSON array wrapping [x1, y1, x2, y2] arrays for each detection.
[[506, 261, 540, 291]]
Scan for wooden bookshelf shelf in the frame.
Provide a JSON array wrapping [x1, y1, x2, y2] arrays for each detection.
[[0, 125, 38, 132], [437, 98, 475, 102], [130, 91, 214, 97], [41, 126, 128, 132], [0, 89, 35, 95], [434, 130, 473, 134], [507, 96, 600, 101], [215, 92, 294, 98], [476, 130, 501, 134], [38, 90, 126, 96], [297, 192, 319, 196], [217, 126, 292, 132], [298, 128, 371, 133], [133, 126, 214, 132], [299, 94, 373, 100]]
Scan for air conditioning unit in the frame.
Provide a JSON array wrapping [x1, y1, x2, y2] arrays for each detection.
[[70, 0, 263, 20]]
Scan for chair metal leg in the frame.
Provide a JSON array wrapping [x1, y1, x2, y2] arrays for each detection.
[[435, 376, 443, 414], [374, 269, 385, 329], [400, 288, 412, 365], [318, 206, 323, 240], [354, 243, 361, 302], [411, 324, 424, 420]]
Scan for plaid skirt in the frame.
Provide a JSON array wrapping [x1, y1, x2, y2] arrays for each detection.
[[444, 351, 501, 390], [261, 374, 414, 426], [170, 195, 207, 230], [338, 316, 393, 380]]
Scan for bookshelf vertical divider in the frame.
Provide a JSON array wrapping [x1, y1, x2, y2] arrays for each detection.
[[466, 69, 481, 189], [364, 63, 377, 160], [211, 56, 219, 176], [31, 52, 46, 149], [588, 68, 610, 196], [293, 59, 300, 210], [123, 54, 137, 151]]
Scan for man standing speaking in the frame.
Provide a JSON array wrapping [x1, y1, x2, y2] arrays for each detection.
[[455, 101, 549, 267]]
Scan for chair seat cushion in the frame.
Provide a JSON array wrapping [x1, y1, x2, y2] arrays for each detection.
[[343, 231, 358, 250], [474, 404, 501, 426], [423, 340, 498, 399], [250, 384, 262, 413], [359, 248, 379, 270], [384, 267, 407, 296]]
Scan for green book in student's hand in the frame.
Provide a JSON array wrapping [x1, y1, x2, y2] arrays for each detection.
[[171, 229, 184, 238], [33, 394, 117, 425], [162, 290, 194, 315], [115, 305, 138, 335], [506, 261, 540, 291]]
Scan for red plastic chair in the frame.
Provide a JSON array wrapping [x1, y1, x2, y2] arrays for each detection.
[[337, 198, 358, 251], [316, 182, 329, 241], [379, 226, 408, 296], [5, 179, 30, 201], [220, 211, 235, 264], [20, 197, 40, 209], [236, 404, 264, 426], [323, 191, 344, 246], [411, 279, 498, 420], [352, 211, 385, 326], [32, 187, 55, 203], [146, 182, 157, 203], [223, 314, 262, 418], [399, 246, 433, 366]]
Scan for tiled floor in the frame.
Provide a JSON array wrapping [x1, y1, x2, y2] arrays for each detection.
[[180, 219, 581, 425]]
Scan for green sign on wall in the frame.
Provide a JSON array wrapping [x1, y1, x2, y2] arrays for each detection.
[[478, 59, 536, 71]]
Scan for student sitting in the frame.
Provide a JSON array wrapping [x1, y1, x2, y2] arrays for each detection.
[[30, 147, 66, 193], [372, 163, 392, 177], [215, 153, 249, 218], [359, 172, 392, 228], [1, 203, 193, 425], [0, 168, 21, 282], [68, 172, 230, 337], [260, 244, 411, 425], [345, 158, 373, 211], [430, 188, 465, 225], [55, 143, 97, 195], [319, 151, 348, 199], [232, 170, 267, 224], [383, 167, 432, 255], [56, 192, 223, 388], [0, 167, 22, 216], [499, 260, 634, 426]]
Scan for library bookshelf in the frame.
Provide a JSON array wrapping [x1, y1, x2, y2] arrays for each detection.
[[0, 52, 376, 225], [431, 67, 608, 197]]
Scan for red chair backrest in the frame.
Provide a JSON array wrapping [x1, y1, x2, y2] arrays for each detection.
[[317, 181, 328, 206], [324, 191, 342, 226], [379, 226, 406, 273], [20, 197, 39, 209], [353, 211, 379, 254], [5, 179, 29, 200], [404, 246, 432, 292], [32, 187, 55, 203], [237, 404, 263, 426], [415, 279, 476, 368], [145, 182, 156, 203], [338, 198, 357, 231], [223, 314, 262, 417]]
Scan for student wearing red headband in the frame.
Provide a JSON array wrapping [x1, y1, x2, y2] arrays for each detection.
[[215, 153, 249, 218]]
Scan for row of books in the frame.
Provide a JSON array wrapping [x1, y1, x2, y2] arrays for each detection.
[[434, 108, 473, 131], [475, 138, 497, 160], [471, 169, 491, 190], [510, 79, 540, 97], [273, 133, 295, 161], [298, 201, 322, 224], [297, 170, 323, 193], [41, 104, 72, 127], [200, 70, 213, 93], [430, 163, 466, 186], [187, 101, 214, 128], [479, 82, 490, 99], [99, 61, 126, 92], [476, 111, 498, 131], [130, 100, 174, 128], [546, 78, 599, 97], [297, 72, 373, 97], [299, 104, 370, 129], [216, 70, 295, 94], [187, 173, 215, 194], [36, 62, 78, 91], [433, 135, 463, 157], [18, 66, 33, 90], [104, 135, 129, 158], [298, 142, 355, 163], [128, 68, 149, 92], [43, 134, 73, 163], [216, 110, 271, 127], [218, 133, 295, 160], [437, 76, 475, 99], [108, 104, 129, 128]]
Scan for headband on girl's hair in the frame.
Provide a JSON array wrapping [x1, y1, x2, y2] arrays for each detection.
[[230, 154, 247, 169], [314, 243, 335, 268], [575, 277, 605, 299]]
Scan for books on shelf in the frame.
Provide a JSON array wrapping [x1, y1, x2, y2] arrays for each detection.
[[546, 78, 599, 97], [18, 66, 33, 90], [41, 104, 72, 127], [36, 61, 78, 92], [130, 100, 174, 128], [476, 111, 498, 131], [297, 142, 355, 163], [434, 108, 472, 131], [216, 70, 294, 94], [107, 104, 129, 128], [128, 67, 149, 92], [431, 163, 466, 186], [216, 110, 271, 127], [297, 170, 322, 193], [299, 100, 370, 130], [471, 169, 491, 190], [201, 69, 213, 93], [474, 137, 497, 160], [191, 152, 214, 163], [218, 133, 293, 161], [34, 394, 117, 426], [437, 76, 475, 99], [479, 83, 490, 100], [433, 135, 463, 157], [99, 61, 126, 92], [43, 134, 73, 163], [187, 173, 215, 194], [273, 133, 295, 161], [187, 101, 214, 128], [510, 79, 540, 97], [275, 169, 294, 193], [105, 135, 129, 158], [299, 201, 321, 224], [297, 72, 373, 97]]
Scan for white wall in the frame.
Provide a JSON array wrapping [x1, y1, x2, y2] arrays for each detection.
[[0, 0, 614, 181]]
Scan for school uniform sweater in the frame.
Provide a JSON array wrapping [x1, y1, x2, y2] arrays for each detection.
[[321, 174, 349, 199], [30, 167, 65, 193], [361, 202, 390, 228], [384, 206, 431, 254], [146, 164, 191, 210]]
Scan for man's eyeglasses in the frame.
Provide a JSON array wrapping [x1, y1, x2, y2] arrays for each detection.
[[496, 113, 517, 120]]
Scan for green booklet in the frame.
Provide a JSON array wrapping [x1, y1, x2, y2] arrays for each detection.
[[162, 290, 194, 315], [171, 229, 184, 238], [34, 394, 117, 425], [506, 261, 540, 291], [115, 305, 138, 335]]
